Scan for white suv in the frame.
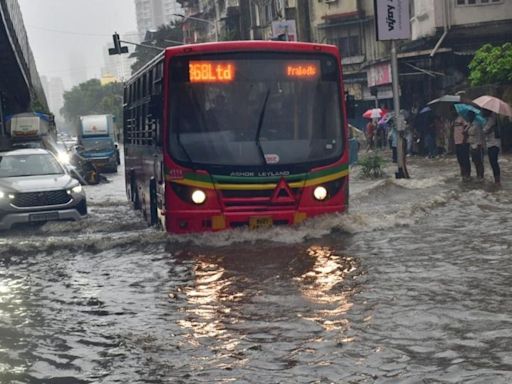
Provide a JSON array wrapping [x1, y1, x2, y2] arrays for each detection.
[[0, 148, 87, 230]]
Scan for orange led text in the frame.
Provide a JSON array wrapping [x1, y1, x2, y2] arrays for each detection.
[[286, 64, 319, 78], [189, 61, 235, 83]]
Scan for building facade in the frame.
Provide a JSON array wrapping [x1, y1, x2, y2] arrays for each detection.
[[134, 0, 182, 39], [167, 0, 512, 125], [40, 76, 65, 120]]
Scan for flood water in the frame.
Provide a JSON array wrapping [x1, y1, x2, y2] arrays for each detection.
[[1, 153, 512, 383]]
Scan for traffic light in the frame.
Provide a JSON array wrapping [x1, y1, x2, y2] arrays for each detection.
[[109, 33, 128, 55]]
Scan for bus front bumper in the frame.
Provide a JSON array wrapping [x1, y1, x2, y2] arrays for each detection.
[[165, 205, 346, 233]]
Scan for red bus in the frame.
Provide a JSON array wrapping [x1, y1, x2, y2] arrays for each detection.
[[123, 41, 349, 233]]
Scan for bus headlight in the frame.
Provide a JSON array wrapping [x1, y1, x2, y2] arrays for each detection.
[[0, 190, 4, 199], [191, 189, 206, 205], [313, 186, 328, 201]]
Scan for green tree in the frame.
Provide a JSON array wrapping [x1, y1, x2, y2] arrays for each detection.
[[60, 79, 123, 133], [468, 43, 512, 86], [130, 22, 183, 73]]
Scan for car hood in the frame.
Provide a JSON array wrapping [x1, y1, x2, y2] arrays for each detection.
[[0, 174, 77, 193]]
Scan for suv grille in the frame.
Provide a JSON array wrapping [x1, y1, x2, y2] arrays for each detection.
[[12, 190, 71, 208]]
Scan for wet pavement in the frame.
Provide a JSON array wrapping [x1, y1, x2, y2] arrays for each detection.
[[1, 152, 512, 383]]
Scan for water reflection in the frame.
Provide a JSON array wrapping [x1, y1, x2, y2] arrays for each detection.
[[296, 246, 359, 332], [170, 244, 362, 380], [0, 272, 30, 381]]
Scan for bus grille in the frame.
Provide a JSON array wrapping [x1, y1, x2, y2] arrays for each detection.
[[12, 190, 71, 208], [219, 188, 300, 210]]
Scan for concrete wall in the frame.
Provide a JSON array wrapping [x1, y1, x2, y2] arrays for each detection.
[[411, 0, 512, 40]]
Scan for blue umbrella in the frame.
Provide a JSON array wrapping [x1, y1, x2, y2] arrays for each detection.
[[454, 103, 486, 125]]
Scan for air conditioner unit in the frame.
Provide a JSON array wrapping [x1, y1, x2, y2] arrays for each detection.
[[325, 0, 338, 4]]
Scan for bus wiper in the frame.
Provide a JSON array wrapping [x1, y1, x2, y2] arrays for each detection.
[[176, 129, 195, 169], [255, 89, 271, 165]]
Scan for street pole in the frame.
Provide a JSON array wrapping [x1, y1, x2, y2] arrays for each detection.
[[391, 40, 409, 179]]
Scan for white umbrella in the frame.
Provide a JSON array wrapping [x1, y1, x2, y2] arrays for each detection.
[[472, 95, 512, 117]]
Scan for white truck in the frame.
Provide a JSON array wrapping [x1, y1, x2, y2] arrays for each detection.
[[3, 112, 57, 150], [76, 114, 119, 173]]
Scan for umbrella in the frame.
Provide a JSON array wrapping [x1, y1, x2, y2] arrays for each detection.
[[454, 103, 486, 125], [427, 95, 478, 115], [472, 95, 512, 117], [362, 108, 383, 119], [378, 109, 409, 125]]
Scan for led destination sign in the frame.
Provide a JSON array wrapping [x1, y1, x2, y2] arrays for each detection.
[[189, 61, 235, 83], [188, 60, 321, 83], [286, 62, 319, 79]]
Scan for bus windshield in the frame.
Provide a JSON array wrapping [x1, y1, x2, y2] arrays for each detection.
[[168, 52, 343, 167]]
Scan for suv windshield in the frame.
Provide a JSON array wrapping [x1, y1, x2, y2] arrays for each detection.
[[0, 153, 64, 177], [168, 52, 343, 167]]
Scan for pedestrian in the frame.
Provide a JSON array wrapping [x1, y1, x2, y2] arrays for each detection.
[[482, 109, 501, 185], [366, 118, 376, 151], [453, 113, 471, 181], [424, 114, 436, 158], [434, 116, 445, 156], [388, 119, 398, 163], [466, 110, 485, 181]]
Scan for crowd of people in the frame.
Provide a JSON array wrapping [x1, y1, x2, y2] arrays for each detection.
[[363, 105, 502, 186]]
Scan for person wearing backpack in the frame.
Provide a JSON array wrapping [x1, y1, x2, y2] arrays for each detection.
[[482, 109, 501, 185]]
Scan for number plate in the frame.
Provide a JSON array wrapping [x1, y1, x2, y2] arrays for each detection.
[[29, 212, 59, 222], [249, 216, 273, 230]]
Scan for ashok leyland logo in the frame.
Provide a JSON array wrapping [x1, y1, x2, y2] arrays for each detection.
[[375, 0, 411, 41]]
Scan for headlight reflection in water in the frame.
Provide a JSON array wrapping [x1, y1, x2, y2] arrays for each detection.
[[296, 246, 360, 332]]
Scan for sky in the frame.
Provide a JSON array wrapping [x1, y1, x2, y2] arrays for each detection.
[[18, 0, 138, 89]]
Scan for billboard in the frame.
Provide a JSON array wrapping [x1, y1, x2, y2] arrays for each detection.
[[271, 20, 297, 41], [374, 0, 411, 41], [367, 62, 392, 87]]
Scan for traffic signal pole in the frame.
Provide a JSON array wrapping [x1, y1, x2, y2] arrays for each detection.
[[391, 40, 409, 179]]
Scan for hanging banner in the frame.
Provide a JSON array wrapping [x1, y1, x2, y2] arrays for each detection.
[[374, 0, 411, 41], [271, 20, 297, 41], [367, 62, 392, 87]]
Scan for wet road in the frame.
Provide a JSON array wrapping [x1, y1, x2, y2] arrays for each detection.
[[1, 153, 512, 383]]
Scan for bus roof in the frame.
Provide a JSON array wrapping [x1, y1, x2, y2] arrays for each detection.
[[128, 41, 340, 83]]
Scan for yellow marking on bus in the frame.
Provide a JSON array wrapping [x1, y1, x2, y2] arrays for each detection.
[[304, 169, 349, 187], [169, 169, 348, 190], [293, 212, 307, 225], [211, 215, 226, 230]]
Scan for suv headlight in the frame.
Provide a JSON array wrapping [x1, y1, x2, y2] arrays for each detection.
[[0, 190, 14, 200], [67, 184, 83, 194]]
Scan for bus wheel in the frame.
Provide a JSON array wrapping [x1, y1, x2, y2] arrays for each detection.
[[149, 177, 158, 226]]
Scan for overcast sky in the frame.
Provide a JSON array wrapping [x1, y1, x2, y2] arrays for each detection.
[[18, 0, 137, 89]]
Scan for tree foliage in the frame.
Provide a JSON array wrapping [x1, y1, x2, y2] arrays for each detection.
[[468, 43, 512, 86], [60, 79, 123, 133], [130, 22, 183, 73]]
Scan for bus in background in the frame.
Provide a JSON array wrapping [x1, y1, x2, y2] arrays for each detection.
[[124, 41, 349, 233]]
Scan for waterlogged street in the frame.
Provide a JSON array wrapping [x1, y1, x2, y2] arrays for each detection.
[[1, 154, 512, 383]]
